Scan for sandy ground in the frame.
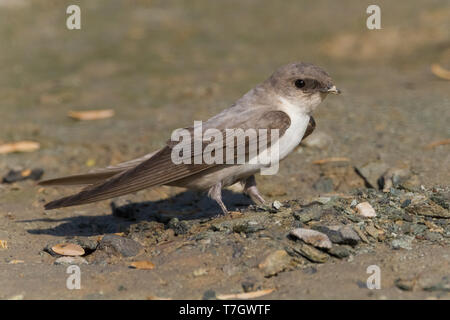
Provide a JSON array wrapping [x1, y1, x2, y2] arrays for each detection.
[[0, 0, 449, 299]]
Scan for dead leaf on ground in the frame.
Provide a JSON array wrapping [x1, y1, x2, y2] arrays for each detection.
[[9, 260, 24, 264], [216, 288, 275, 300], [312, 157, 350, 165], [425, 138, 450, 149], [130, 261, 155, 270], [0, 141, 40, 154], [0, 240, 8, 249], [146, 295, 172, 300], [51, 243, 85, 256], [431, 64, 450, 80], [68, 109, 115, 121]]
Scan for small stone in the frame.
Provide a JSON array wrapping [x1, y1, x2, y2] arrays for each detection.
[[406, 201, 450, 218], [395, 278, 415, 291], [327, 245, 351, 258], [272, 200, 282, 210], [391, 235, 414, 250], [382, 167, 412, 191], [352, 225, 370, 243], [430, 191, 450, 210], [355, 202, 377, 217], [167, 218, 190, 235], [289, 228, 332, 249], [355, 160, 388, 189], [313, 225, 360, 246], [258, 250, 291, 277], [312, 225, 342, 243], [303, 266, 317, 274], [51, 243, 85, 256], [401, 199, 411, 208], [233, 220, 264, 234], [350, 199, 358, 207], [71, 238, 98, 252], [365, 224, 380, 240], [422, 276, 450, 292], [292, 243, 329, 263], [97, 235, 142, 257], [338, 226, 361, 245], [294, 204, 324, 223], [54, 256, 88, 266], [2, 168, 44, 183], [411, 224, 427, 235]]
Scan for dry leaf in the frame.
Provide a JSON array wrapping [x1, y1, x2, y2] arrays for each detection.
[[216, 288, 275, 300], [68, 109, 115, 121], [9, 260, 24, 264], [0, 240, 7, 249], [147, 295, 172, 300], [51, 243, 85, 256], [21, 169, 32, 177], [0, 141, 40, 154], [130, 261, 155, 270], [312, 157, 350, 165], [431, 64, 450, 80], [425, 138, 450, 149]]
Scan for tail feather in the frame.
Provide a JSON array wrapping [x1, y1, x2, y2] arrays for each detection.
[[38, 171, 120, 186]]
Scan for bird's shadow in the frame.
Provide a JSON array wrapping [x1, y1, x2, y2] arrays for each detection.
[[24, 190, 253, 237]]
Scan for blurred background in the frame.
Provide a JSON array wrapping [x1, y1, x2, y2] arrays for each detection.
[[0, 0, 449, 204]]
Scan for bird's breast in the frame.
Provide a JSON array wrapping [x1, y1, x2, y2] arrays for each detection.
[[273, 98, 311, 161]]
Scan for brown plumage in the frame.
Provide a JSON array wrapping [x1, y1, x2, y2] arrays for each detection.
[[40, 62, 339, 213]]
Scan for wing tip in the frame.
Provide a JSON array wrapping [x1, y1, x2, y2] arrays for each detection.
[[44, 199, 63, 210]]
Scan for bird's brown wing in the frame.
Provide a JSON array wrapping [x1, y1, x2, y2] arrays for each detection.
[[43, 110, 291, 210], [302, 116, 316, 141]]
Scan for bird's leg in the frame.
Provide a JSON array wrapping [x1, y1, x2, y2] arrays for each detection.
[[243, 175, 266, 205], [208, 182, 228, 215]]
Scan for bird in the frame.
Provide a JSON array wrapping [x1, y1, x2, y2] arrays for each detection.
[[39, 62, 340, 214]]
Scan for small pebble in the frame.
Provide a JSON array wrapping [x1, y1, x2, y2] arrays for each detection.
[[391, 235, 414, 250], [97, 235, 142, 257], [290, 228, 332, 249], [272, 200, 282, 210], [355, 202, 377, 217], [54, 256, 88, 266], [292, 243, 329, 263], [327, 245, 351, 258], [258, 250, 291, 277]]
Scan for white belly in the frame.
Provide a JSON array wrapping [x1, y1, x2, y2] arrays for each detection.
[[275, 97, 310, 161]]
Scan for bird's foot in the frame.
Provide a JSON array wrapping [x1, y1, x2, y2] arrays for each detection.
[[208, 182, 229, 217], [243, 175, 266, 205]]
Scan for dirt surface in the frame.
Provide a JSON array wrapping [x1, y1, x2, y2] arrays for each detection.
[[0, 0, 449, 300]]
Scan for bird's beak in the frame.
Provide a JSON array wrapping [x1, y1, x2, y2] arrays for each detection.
[[327, 85, 341, 94]]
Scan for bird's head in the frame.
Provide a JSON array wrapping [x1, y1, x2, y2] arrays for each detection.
[[265, 62, 340, 113]]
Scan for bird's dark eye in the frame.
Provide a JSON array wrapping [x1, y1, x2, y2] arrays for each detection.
[[294, 79, 305, 89]]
